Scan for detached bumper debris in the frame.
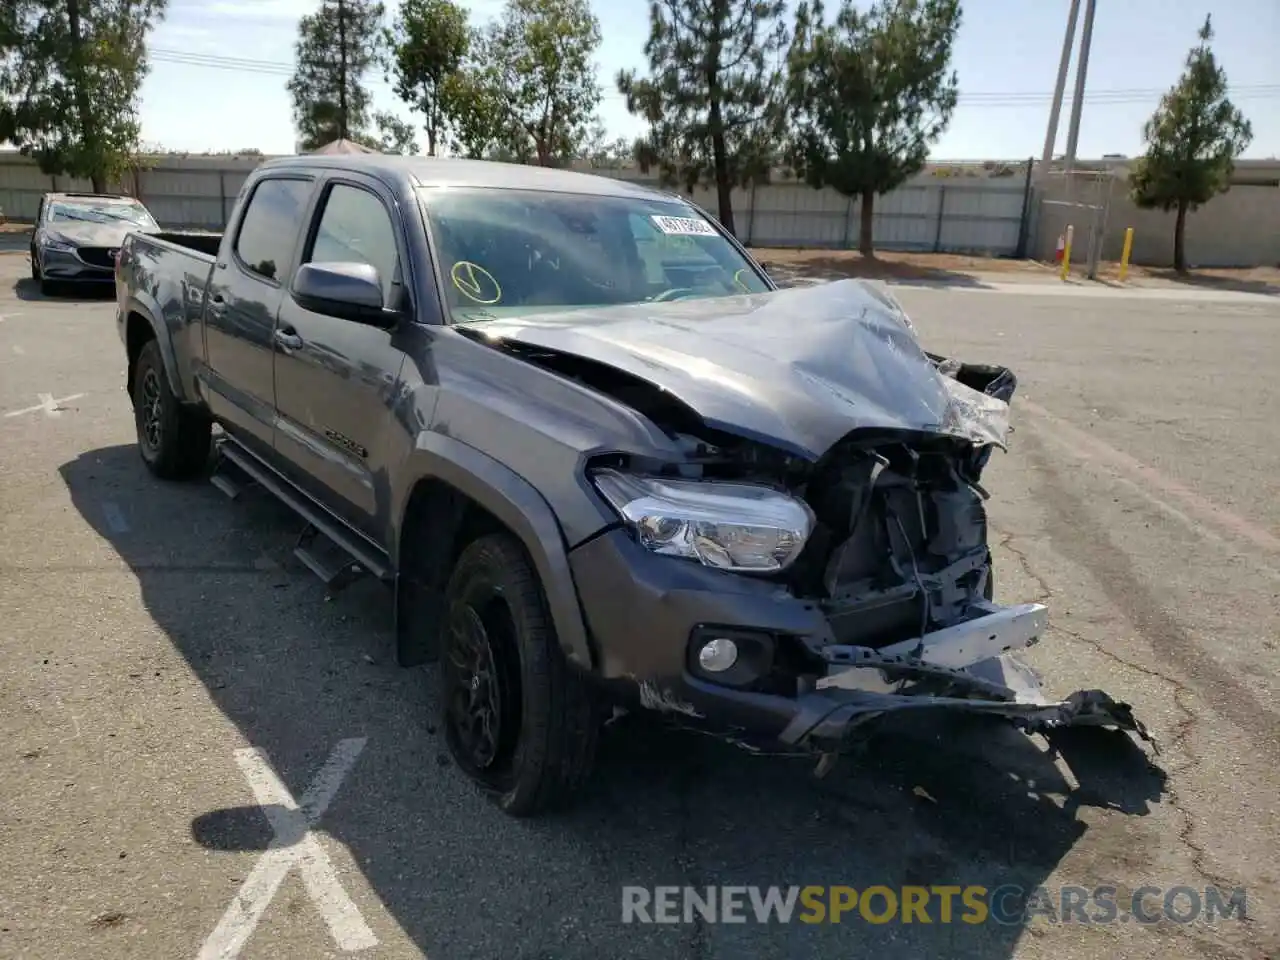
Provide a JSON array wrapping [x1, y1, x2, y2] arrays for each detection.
[[774, 601, 1154, 752]]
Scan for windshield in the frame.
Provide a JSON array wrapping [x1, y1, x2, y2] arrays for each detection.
[[416, 187, 769, 321], [48, 200, 157, 228]]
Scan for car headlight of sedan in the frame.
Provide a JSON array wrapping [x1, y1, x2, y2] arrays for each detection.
[[591, 468, 814, 573], [39, 237, 76, 253]]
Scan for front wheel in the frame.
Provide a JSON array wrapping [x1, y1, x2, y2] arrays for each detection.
[[132, 339, 212, 480], [439, 533, 599, 816]]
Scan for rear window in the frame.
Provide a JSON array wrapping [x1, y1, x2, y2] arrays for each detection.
[[417, 187, 768, 321], [234, 178, 313, 282]]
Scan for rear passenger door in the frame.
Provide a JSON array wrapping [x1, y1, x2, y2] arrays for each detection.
[[272, 175, 410, 544], [202, 175, 314, 458]]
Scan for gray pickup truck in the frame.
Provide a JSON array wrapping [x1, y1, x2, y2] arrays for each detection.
[[115, 155, 1148, 816]]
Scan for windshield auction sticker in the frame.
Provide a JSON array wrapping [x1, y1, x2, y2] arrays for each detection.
[[651, 215, 717, 237]]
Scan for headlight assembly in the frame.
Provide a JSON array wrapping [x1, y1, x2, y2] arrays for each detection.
[[40, 237, 75, 253], [591, 468, 814, 573]]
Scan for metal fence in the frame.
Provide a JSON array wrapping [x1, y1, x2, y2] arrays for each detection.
[[0, 152, 1033, 255], [604, 168, 1032, 255]]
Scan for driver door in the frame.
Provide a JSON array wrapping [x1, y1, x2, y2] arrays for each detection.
[[272, 175, 410, 545]]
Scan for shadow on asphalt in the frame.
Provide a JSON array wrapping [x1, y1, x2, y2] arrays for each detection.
[[13, 276, 116, 303], [1137, 269, 1279, 297], [60, 444, 1168, 959], [0, 227, 33, 252]]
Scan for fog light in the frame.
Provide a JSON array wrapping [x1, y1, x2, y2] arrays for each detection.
[[697, 637, 739, 673]]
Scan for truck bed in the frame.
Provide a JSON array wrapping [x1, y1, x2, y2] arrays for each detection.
[[145, 230, 222, 259]]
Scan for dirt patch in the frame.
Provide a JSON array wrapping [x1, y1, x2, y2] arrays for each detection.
[[749, 247, 1055, 289]]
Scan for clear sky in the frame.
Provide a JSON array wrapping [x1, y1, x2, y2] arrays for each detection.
[[140, 0, 1278, 159]]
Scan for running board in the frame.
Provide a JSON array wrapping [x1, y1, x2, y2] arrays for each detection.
[[209, 455, 259, 500], [295, 523, 366, 591], [216, 439, 392, 587]]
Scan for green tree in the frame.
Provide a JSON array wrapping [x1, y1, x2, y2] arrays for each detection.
[[287, 0, 387, 151], [388, 0, 470, 156], [442, 66, 512, 159], [1129, 15, 1252, 273], [468, 0, 603, 165], [617, 0, 789, 237], [786, 0, 961, 256], [578, 120, 635, 169], [0, 0, 167, 192], [367, 111, 420, 153]]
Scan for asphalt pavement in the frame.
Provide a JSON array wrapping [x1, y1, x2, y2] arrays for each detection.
[[0, 253, 1277, 960]]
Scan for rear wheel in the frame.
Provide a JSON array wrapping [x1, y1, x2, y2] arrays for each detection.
[[439, 533, 598, 816], [132, 339, 212, 480]]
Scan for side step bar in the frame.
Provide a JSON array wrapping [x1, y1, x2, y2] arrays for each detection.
[[213, 439, 392, 588], [294, 523, 365, 591]]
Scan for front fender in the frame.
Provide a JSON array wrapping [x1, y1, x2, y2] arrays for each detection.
[[393, 431, 596, 671], [125, 292, 189, 402]]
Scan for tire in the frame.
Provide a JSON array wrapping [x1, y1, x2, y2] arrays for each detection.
[[439, 533, 598, 816], [132, 338, 212, 480], [30, 250, 40, 281]]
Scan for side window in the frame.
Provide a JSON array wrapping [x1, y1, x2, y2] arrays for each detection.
[[233, 178, 312, 282], [307, 183, 400, 303]]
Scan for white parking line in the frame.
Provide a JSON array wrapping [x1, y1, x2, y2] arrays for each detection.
[[12, 345, 24, 355], [0, 312, 23, 323], [197, 738, 376, 960], [102, 501, 129, 534], [3, 392, 86, 418]]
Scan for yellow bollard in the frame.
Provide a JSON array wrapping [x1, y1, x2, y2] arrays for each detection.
[[1118, 227, 1134, 282], [1060, 225, 1074, 280]]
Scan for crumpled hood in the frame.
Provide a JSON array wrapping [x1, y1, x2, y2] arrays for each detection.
[[42, 221, 152, 247], [467, 280, 1012, 460]]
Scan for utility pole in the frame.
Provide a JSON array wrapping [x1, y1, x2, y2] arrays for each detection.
[[1062, 0, 1098, 176], [1039, 0, 1081, 178]]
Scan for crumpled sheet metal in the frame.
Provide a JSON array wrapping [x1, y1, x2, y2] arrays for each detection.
[[469, 279, 1014, 460]]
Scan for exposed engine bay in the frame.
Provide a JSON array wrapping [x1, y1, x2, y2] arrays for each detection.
[[504, 337, 1010, 651]]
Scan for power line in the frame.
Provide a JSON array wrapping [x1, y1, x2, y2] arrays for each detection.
[[146, 46, 1280, 106]]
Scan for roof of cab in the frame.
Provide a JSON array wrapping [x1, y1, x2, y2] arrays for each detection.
[[257, 154, 676, 202]]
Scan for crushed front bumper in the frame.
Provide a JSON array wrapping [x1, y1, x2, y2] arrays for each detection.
[[779, 600, 1151, 747], [687, 600, 1152, 752], [570, 530, 1152, 752]]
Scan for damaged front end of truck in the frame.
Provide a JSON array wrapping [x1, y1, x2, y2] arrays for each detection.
[[468, 279, 1153, 759]]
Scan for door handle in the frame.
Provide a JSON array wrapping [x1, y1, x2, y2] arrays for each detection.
[[274, 329, 304, 351]]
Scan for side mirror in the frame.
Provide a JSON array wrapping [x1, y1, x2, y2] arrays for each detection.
[[292, 261, 398, 327]]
